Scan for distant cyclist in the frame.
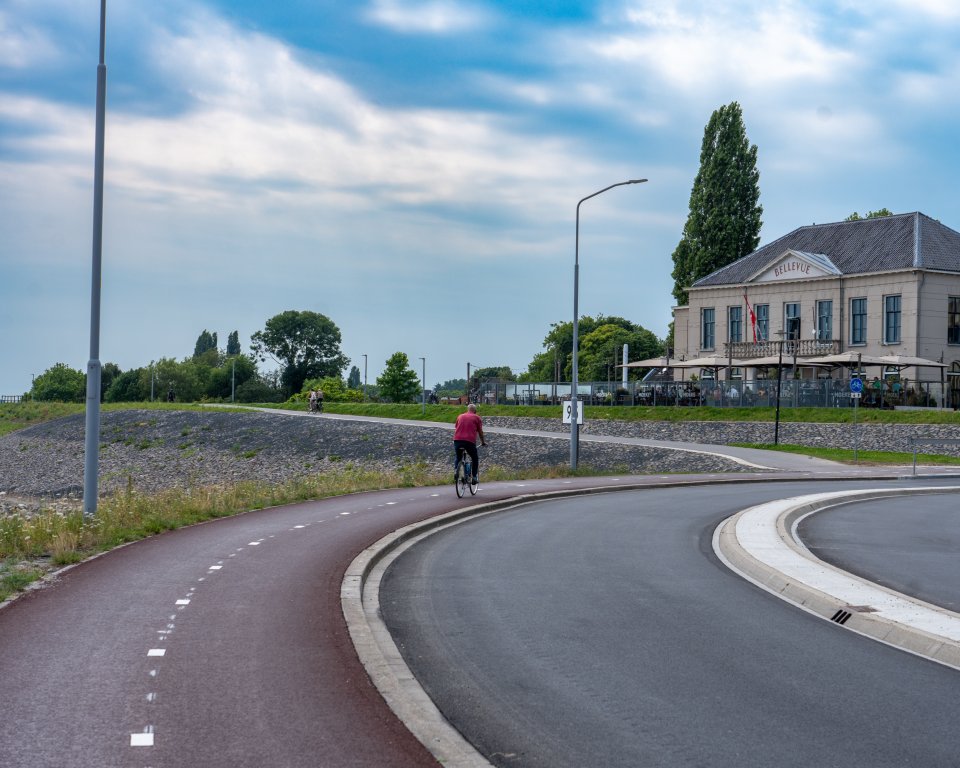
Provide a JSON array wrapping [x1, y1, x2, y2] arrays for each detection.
[[453, 403, 486, 484]]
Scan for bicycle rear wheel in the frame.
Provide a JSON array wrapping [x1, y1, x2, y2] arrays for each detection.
[[455, 460, 467, 498], [468, 471, 478, 495]]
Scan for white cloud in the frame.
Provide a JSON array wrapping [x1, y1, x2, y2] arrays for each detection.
[[364, 0, 491, 34], [881, 0, 960, 20], [595, 1, 858, 95], [757, 106, 896, 174], [0, 10, 60, 69], [1, 12, 610, 272]]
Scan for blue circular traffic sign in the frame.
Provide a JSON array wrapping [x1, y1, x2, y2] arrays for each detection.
[[850, 378, 864, 393]]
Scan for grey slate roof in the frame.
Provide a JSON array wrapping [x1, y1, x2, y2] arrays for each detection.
[[692, 212, 960, 288]]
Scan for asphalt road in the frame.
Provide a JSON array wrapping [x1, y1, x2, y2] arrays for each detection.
[[380, 479, 960, 768], [800, 492, 960, 612]]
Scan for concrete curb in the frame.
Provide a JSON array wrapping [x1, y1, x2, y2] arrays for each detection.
[[714, 486, 960, 671]]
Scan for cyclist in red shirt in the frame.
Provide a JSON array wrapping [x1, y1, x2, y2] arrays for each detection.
[[453, 404, 486, 484]]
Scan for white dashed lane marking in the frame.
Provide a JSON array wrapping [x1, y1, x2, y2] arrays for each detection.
[[130, 730, 154, 747], [126, 509, 367, 755]]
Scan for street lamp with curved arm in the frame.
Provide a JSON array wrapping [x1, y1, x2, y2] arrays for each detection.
[[570, 178, 647, 470]]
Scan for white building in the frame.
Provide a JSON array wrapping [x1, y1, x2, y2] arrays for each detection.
[[672, 212, 960, 403]]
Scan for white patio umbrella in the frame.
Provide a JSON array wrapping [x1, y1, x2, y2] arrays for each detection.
[[671, 354, 748, 369], [805, 352, 890, 366], [739, 355, 786, 367], [671, 355, 748, 389], [876, 354, 946, 369], [619, 357, 677, 368]]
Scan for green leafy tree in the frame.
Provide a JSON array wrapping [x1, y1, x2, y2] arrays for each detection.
[[520, 315, 663, 381], [845, 208, 893, 221], [226, 330, 241, 356], [235, 372, 284, 403], [347, 365, 362, 389], [472, 366, 515, 381], [300, 376, 364, 403], [435, 378, 466, 397], [250, 310, 348, 396], [205, 355, 257, 400], [194, 330, 218, 358], [100, 362, 121, 401], [145, 357, 207, 403], [105, 368, 147, 402], [579, 323, 663, 382], [31, 363, 86, 402], [671, 101, 763, 305], [376, 352, 421, 403]]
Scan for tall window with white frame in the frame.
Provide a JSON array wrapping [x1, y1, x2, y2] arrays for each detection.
[[728, 306, 742, 344], [884, 294, 901, 344], [850, 297, 867, 345], [755, 304, 769, 342], [784, 302, 800, 339], [701, 307, 715, 351], [817, 300, 833, 342], [948, 297, 960, 344]]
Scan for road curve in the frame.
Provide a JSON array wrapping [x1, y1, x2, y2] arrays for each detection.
[[377, 480, 960, 767]]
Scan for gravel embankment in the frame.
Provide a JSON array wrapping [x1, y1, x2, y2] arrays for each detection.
[[4, 408, 956, 516], [0, 409, 752, 514]]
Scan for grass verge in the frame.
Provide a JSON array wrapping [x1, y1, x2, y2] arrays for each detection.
[[731, 442, 960, 466], [263, 401, 960, 425]]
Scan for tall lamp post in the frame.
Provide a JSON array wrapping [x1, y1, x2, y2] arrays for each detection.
[[362, 354, 368, 401], [419, 357, 426, 415], [773, 331, 785, 445], [773, 318, 800, 445], [570, 179, 647, 470], [83, 0, 108, 517]]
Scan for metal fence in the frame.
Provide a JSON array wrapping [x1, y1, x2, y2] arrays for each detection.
[[477, 379, 951, 410]]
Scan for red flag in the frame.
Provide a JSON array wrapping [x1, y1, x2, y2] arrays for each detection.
[[744, 290, 757, 342]]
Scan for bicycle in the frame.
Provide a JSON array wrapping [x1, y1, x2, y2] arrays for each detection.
[[454, 445, 479, 498]]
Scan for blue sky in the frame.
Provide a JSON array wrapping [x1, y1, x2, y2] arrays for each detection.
[[2, 0, 959, 395]]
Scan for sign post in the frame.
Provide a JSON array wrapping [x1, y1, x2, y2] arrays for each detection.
[[849, 377, 864, 463], [563, 399, 583, 426]]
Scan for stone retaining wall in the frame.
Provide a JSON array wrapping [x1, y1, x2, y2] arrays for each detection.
[[485, 417, 960, 456]]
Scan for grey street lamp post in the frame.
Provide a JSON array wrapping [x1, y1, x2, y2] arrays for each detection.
[[774, 331, 785, 445], [419, 357, 426, 414], [570, 179, 647, 470], [83, 0, 108, 517], [362, 354, 368, 401]]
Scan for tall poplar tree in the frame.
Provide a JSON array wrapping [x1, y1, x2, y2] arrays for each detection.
[[226, 330, 241, 356], [193, 329, 218, 357], [670, 102, 762, 305]]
